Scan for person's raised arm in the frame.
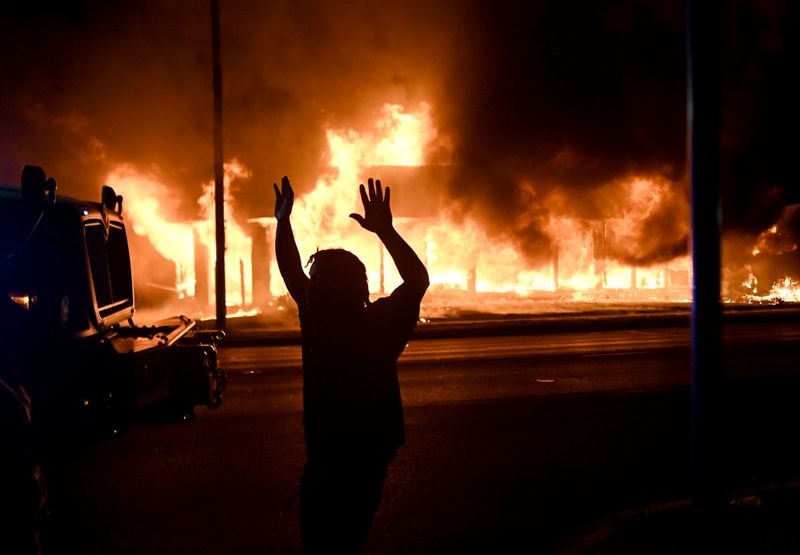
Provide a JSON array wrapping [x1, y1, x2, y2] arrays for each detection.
[[273, 176, 308, 303], [349, 178, 429, 302]]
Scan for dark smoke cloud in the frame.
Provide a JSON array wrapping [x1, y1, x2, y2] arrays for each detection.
[[0, 0, 462, 216], [439, 1, 688, 265], [720, 0, 797, 234], [0, 0, 794, 268], [442, 0, 795, 266]]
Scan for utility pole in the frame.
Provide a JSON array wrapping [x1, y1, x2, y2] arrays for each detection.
[[688, 0, 723, 514], [211, 0, 226, 328]]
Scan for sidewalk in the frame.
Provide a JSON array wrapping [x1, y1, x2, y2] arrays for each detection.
[[204, 304, 800, 347]]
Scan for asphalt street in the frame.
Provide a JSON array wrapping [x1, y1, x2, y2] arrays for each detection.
[[41, 320, 800, 554]]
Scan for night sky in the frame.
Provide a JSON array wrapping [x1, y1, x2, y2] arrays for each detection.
[[0, 0, 795, 266]]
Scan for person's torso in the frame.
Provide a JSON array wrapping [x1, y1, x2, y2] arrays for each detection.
[[298, 297, 410, 458]]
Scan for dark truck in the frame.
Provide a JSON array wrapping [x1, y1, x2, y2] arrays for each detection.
[[0, 165, 225, 433]]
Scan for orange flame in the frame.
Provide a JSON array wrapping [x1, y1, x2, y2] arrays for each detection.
[[106, 165, 196, 299], [286, 103, 443, 295], [742, 211, 800, 303], [769, 277, 800, 302], [275, 102, 693, 302], [109, 100, 705, 315], [107, 161, 253, 309], [742, 275, 800, 304]]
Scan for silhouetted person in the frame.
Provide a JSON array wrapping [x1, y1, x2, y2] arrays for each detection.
[[274, 176, 429, 553]]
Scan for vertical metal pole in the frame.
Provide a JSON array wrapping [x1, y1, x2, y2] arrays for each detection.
[[211, 0, 226, 328], [688, 0, 723, 511]]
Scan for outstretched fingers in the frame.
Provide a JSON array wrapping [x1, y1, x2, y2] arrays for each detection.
[[353, 177, 392, 232], [363, 177, 385, 204], [281, 175, 293, 198], [375, 179, 384, 203], [274, 177, 295, 220]]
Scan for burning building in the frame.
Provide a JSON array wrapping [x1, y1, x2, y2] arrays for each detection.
[[1, 2, 795, 317], [103, 101, 798, 319]]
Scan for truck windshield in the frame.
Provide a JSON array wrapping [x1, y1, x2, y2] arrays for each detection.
[[85, 221, 133, 317]]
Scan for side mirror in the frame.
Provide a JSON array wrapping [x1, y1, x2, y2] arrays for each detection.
[[101, 185, 123, 215], [21, 165, 57, 207]]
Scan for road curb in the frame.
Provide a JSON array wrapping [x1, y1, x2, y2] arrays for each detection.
[[209, 306, 800, 347]]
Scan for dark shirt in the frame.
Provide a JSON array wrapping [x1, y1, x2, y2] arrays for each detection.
[[298, 283, 421, 461]]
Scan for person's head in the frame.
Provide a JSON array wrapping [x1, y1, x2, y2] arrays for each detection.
[[306, 249, 369, 320]]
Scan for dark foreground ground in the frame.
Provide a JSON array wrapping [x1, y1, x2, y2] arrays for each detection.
[[36, 311, 800, 554]]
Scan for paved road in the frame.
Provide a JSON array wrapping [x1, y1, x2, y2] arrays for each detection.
[[42, 321, 800, 554], [222, 323, 800, 404]]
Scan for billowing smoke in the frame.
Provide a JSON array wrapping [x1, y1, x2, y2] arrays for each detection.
[[718, 0, 797, 254], [0, 0, 461, 215], [438, 2, 688, 265], [0, 1, 793, 268]]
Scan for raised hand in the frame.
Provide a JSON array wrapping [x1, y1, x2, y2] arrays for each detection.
[[273, 175, 294, 221], [272, 175, 308, 302], [349, 178, 392, 235]]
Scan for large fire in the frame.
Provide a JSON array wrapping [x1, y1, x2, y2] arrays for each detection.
[[280, 103, 693, 300], [108, 161, 254, 310], [106, 101, 798, 315]]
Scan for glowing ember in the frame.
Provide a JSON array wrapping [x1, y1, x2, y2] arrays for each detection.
[[770, 277, 800, 303], [742, 275, 800, 304]]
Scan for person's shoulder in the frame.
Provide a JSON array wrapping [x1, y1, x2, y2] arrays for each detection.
[[369, 295, 392, 308], [366, 295, 392, 317], [369, 285, 421, 325]]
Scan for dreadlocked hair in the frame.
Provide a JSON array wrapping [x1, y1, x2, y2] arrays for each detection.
[[306, 249, 369, 319]]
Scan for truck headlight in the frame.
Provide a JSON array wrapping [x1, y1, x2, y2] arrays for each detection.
[[8, 293, 38, 310]]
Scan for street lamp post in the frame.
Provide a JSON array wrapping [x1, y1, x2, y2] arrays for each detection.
[[687, 0, 723, 512], [211, 0, 226, 328]]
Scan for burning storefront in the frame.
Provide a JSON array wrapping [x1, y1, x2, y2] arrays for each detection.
[[104, 102, 797, 320]]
